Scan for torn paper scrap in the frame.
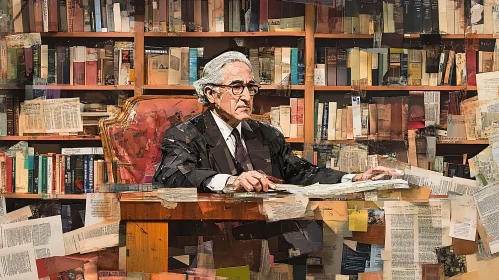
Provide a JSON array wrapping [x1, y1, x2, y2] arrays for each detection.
[[262, 195, 309, 222], [0, 243, 38, 280], [1, 215, 65, 259], [64, 220, 119, 255]]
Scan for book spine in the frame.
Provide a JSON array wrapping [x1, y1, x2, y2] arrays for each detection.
[[188, 48, 198, 85], [95, 0, 102, 31], [291, 48, 298, 85]]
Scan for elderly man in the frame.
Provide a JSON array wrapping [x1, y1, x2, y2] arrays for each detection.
[[153, 51, 397, 192]]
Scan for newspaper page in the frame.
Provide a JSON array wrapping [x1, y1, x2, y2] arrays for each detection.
[[449, 193, 477, 241], [424, 91, 440, 127], [262, 195, 309, 222], [43, 98, 83, 133], [20, 99, 45, 133], [1, 215, 64, 259], [469, 146, 499, 186], [476, 71, 499, 102], [0, 197, 5, 217], [85, 193, 121, 226], [383, 201, 452, 280], [0, 243, 38, 280], [460, 96, 479, 140], [473, 183, 499, 253], [338, 144, 368, 173], [64, 219, 120, 255]]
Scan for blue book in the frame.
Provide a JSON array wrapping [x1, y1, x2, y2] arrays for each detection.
[[291, 48, 298, 85], [189, 48, 198, 85], [95, 0, 102, 32]]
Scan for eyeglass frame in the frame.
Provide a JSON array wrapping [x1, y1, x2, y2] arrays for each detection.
[[209, 83, 261, 97]]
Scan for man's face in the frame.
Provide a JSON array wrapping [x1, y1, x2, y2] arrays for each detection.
[[208, 61, 254, 125]]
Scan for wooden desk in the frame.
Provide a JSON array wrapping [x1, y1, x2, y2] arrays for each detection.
[[120, 194, 386, 273]]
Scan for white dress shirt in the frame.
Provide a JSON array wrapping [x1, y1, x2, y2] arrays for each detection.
[[206, 111, 356, 191]]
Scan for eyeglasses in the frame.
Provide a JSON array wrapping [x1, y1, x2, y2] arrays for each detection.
[[211, 83, 260, 96]]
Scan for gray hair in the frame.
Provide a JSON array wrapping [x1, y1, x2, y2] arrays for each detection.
[[193, 51, 253, 106]]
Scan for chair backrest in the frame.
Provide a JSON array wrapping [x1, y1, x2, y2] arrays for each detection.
[[99, 95, 204, 184]]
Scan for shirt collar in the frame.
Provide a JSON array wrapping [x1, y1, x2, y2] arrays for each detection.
[[210, 110, 242, 141]]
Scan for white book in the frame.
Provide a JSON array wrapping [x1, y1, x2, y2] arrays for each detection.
[[41, 45, 49, 79], [327, 102, 337, 140], [316, 103, 324, 141], [168, 47, 181, 85], [352, 97, 362, 138], [113, 3, 122, 32], [274, 48, 282, 85], [281, 47, 291, 85], [279, 105, 291, 138], [439, 0, 448, 33], [61, 147, 104, 155]]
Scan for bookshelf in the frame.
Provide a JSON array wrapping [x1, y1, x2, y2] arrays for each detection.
[[1, 1, 493, 199]]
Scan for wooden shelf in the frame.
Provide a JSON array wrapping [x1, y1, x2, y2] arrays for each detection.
[[314, 34, 374, 39], [0, 136, 101, 141], [142, 85, 305, 90], [286, 138, 304, 143], [0, 84, 23, 90], [404, 33, 499, 39], [29, 85, 134, 91], [317, 139, 488, 145], [315, 33, 499, 39], [1, 193, 86, 199], [40, 32, 135, 38], [145, 31, 305, 37], [315, 86, 473, 91], [437, 140, 489, 145]]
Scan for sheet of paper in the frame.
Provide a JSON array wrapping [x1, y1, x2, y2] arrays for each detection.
[[1, 215, 64, 259], [20, 99, 45, 133], [352, 96, 362, 137], [348, 209, 368, 232], [324, 220, 353, 237], [449, 193, 477, 241], [85, 193, 121, 226], [157, 188, 198, 202], [0, 197, 5, 217], [322, 225, 343, 275], [365, 244, 384, 273], [43, 98, 83, 133], [262, 195, 309, 222], [477, 71, 499, 102], [315, 201, 348, 221], [383, 201, 451, 280], [0, 243, 38, 280], [447, 115, 467, 139], [64, 220, 120, 255], [451, 177, 478, 195], [473, 183, 499, 253], [424, 91, 440, 126]]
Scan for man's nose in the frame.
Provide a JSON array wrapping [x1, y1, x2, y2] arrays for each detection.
[[239, 86, 252, 101]]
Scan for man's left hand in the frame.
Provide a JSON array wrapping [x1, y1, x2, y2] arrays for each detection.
[[353, 166, 401, 182]]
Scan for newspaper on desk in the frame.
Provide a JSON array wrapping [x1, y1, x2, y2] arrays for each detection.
[[473, 182, 499, 254], [276, 179, 409, 198], [382, 200, 452, 280]]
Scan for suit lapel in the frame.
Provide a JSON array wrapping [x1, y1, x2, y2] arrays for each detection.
[[241, 121, 272, 175], [203, 111, 238, 175]]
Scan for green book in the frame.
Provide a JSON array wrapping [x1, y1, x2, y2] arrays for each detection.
[[215, 266, 250, 280]]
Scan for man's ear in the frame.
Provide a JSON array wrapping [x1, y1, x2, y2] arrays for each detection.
[[205, 87, 216, 104]]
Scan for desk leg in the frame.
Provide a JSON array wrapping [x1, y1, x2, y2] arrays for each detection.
[[126, 221, 169, 273]]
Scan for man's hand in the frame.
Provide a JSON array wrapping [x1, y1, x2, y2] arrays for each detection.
[[226, 171, 277, 192], [353, 166, 402, 182]]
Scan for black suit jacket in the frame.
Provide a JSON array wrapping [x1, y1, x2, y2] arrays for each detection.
[[153, 110, 346, 192]]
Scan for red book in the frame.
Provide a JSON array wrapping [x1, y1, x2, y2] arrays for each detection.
[[6, 157, 12, 193], [466, 51, 477, 86]]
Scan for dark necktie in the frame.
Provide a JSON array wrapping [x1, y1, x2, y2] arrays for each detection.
[[231, 128, 253, 171]]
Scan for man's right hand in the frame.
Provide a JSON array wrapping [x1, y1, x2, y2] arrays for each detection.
[[226, 171, 277, 192]]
